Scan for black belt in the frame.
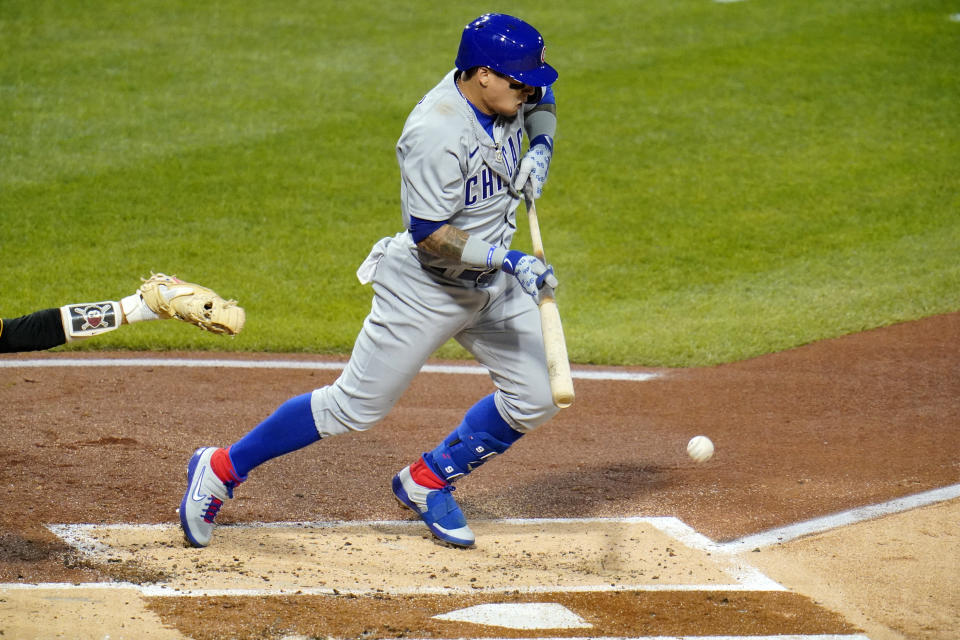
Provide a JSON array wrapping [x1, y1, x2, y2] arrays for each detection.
[[421, 264, 499, 287]]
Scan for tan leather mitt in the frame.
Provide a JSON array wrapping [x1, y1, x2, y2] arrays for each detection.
[[139, 273, 245, 336]]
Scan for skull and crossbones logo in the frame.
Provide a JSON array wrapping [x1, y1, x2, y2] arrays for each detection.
[[74, 304, 114, 331]]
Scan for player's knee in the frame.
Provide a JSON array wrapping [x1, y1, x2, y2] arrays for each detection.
[[309, 385, 388, 437], [496, 387, 559, 433]]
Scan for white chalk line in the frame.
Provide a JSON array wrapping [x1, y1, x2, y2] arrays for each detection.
[[44, 516, 782, 597], [24, 483, 959, 598], [0, 357, 660, 382], [392, 637, 868, 640], [716, 482, 960, 553], [403, 637, 870, 640], [410, 636, 870, 640], [0, 581, 770, 598]]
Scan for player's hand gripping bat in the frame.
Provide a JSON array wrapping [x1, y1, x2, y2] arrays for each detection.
[[525, 192, 575, 408]]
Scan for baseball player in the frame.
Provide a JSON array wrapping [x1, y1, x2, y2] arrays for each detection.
[[180, 13, 560, 548], [0, 273, 244, 353]]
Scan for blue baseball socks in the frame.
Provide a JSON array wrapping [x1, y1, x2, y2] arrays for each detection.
[[209, 392, 320, 486]]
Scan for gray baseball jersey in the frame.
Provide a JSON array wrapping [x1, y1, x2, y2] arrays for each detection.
[[397, 69, 526, 270], [311, 69, 558, 438]]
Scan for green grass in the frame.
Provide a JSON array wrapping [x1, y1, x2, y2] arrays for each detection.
[[2, 0, 958, 366]]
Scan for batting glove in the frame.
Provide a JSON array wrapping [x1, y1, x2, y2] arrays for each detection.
[[502, 250, 559, 303], [512, 136, 553, 199]]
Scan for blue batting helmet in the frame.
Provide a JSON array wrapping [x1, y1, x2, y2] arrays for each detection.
[[455, 13, 558, 87]]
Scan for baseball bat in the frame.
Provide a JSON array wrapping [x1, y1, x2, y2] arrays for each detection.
[[525, 194, 575, 409]]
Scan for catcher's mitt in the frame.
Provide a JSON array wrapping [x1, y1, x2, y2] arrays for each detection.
[[139, 273, 245, 336]]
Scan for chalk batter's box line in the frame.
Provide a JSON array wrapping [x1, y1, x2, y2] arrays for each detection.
[[52, 479, 960, 554], [40, 481, 960, 598], [0, 357, 661, 382], [46, 516, 782, 597], [715, 483, 960, 553]]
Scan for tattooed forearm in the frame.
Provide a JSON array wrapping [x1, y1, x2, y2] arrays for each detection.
[[417, 224, 469, 262]]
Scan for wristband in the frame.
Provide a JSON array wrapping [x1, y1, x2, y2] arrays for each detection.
[[500, 250, 526, 275], [462, 235, 507, 269], [529, 134, 554, 152]]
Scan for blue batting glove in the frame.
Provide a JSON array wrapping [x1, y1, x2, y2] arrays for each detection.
[[502, 250, 559, 302]]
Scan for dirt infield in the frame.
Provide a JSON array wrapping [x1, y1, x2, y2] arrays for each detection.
[[0, 312, 958, 639]]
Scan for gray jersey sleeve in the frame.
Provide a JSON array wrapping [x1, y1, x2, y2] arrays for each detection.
[[397, 114, 465, 224], [523, 87, 557, 143], [524, 108, 556, 143]]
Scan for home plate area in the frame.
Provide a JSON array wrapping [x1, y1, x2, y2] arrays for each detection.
[[47, 517, 865, 639]]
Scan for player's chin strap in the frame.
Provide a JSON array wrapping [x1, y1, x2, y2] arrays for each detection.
[[422, 393, 524, 483]]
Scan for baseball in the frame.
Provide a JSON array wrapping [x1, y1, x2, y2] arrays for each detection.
[[687, 435, 714, 463]]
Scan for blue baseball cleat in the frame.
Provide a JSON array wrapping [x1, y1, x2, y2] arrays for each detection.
[[179, 447, 235, 548], [392, 466, 475, 547]]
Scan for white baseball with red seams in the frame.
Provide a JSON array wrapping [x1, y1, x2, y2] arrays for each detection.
[[687, 435, 715, 463]]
